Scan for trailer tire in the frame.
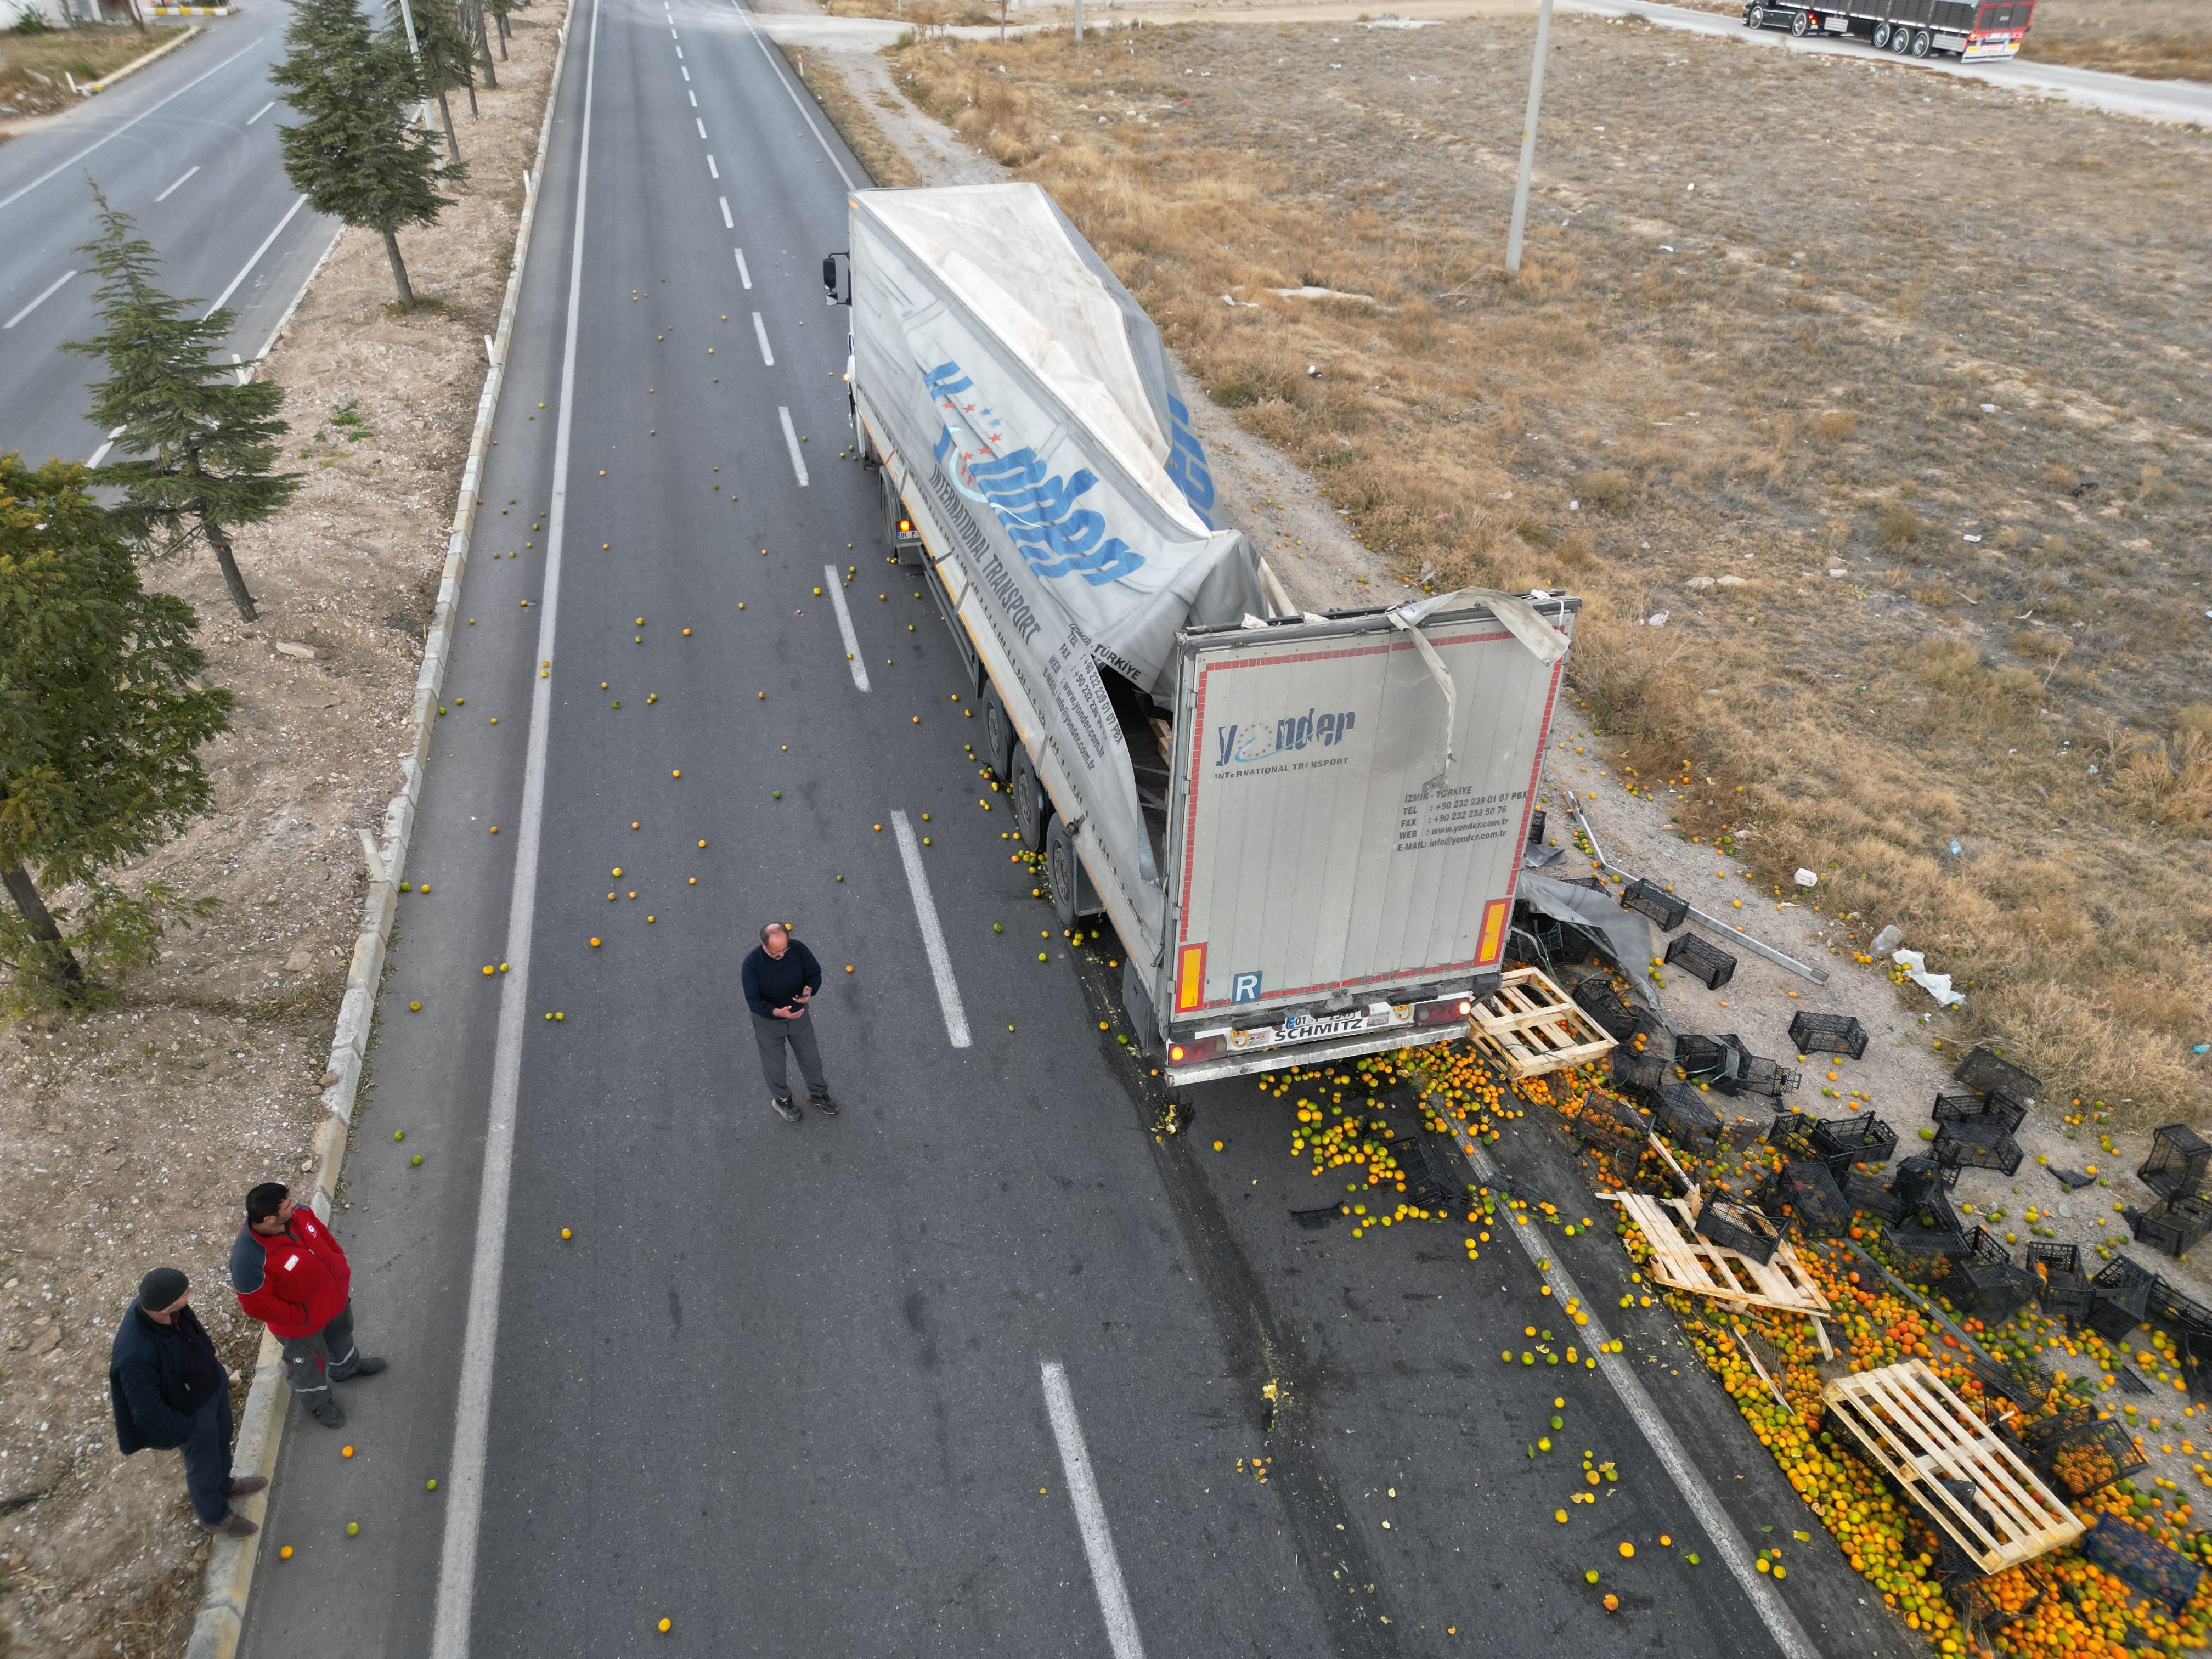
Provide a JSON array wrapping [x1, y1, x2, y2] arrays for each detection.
[[1910, 27, 1932, 53], [1891, 25, 1912, 50], [1743, 3, 1761, 25], [1046, 817, 1103, 926], [1788, 9, 1808, 34], [981, 683, 1016, 780], [1871, 20, 1891, 46], [1012, 746, 1049, 853]]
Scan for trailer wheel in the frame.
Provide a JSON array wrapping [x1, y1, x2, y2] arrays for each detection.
[[1788, 9, 1809, 35], [1891, 25, 1912, 50], [1910, 27, 1932, 53], [1046, 817, 1103, 926], [981, 683, 1015, 780], [1742, 3, 1761, 26], [1012, 747, 1049, 853], [1871, 20, 1891, 46]]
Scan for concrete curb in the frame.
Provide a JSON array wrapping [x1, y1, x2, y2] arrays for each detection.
[[181, 8, 578, 1656], [80, 24, 202, 95]]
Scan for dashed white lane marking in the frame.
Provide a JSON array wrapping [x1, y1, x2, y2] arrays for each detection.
[[4, 268, 75, 329], [696, 115, 707, 138], [891, 812, 970, 1048], [735, 248, 752, 288], [1041, 1361, 1147, 1659], [777, 405, 808, 486], [689, 88, 697, 106], [719, 195, 733, 228], [0, 42, 253, 217], [707, 154, 718, 178], [155, 165, 200, 201], [202, 193, 307, 318], [824, 563, 870, 692], [246, 99, 275, 123], [87, 424, 125, 468], [752, 311, 773, 365]]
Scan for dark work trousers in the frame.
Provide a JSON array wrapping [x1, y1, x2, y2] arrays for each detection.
[[180, 1386, 236, 1525], [751, 1009, 828, 1102], [280, 1300, 361, 1412]]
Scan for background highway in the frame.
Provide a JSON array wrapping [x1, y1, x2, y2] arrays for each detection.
[[225, 0, 1932, 1653], [0, 10, 334, 469]]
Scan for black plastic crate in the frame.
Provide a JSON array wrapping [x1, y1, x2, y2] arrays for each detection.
[[1766, 1110, 1824, 1161], [1890, 1212, 1970, 1260], [1759, 1160, 1850, 1237], [1959, 1229, 2038, 1322], [1713, 1036, 1797, 1101], [1564, 1090, 1651, 1154], [1570, 976, 1641, 1042], [1890, 1153, 1960, 1205], [1674, 1034, 1735, 1085], [2140, 1124, 2212, 1202], [2080, 1515, 2206, 1616], [1663, 932, 1737, 990], [1653, 1080, 1722, 1146], [1931, 1087, 2030, 1134], [1933, 1116, 2024, 1177], [1608, 1046, 1669, 1104], [1846, 1172, 1906, 1222], [1527, 809, 1547, 847], [2128, 1194, 2212, 1261], [1697, 1198, 1781, 1265], [2010, 1402, 2095, 1458], [1788, 1011, 1869, 1059], [2041, 1415, 2149, 1498], [2086, 1283, 2153, 1342], [2148, 1279, 2212, 1342], [1809, 1114, 1898, 1177], [2095, 1255, 2159, 1296], [1951, 1044, 2040, 1111], [1619, 876, 1689, 932]]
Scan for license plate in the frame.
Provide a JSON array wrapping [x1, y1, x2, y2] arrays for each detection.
[[1227, 1002, 1412, 1053]]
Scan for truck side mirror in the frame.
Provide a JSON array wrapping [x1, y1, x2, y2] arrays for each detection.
[[822, 252, 851, 307]]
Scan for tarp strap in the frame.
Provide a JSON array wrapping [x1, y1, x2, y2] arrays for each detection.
[[1385, 589, 1569, 783]]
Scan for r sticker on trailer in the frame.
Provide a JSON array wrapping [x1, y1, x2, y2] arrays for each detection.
[[1475, 898, 1510, 967], [1231, 972, 1262, 1002], [1175, 943, 1207, 1013]]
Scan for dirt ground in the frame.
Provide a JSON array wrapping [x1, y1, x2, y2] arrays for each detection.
[[2021, 0, 2212, 82], [0, 5, 565, 1652], [789, 0, 2212, 1479], [0, 21, 187, 126]]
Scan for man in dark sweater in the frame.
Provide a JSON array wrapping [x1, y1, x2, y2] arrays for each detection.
[[740, 921, 838, 1122], [109, 1267, 267, 1538]]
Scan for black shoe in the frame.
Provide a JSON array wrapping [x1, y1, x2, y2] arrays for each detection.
[[810, 1093, 839, 1116], [308, 1397, 346, 1430], [770, 1096, 802, 1123], [335, 1356, 387, 1380]]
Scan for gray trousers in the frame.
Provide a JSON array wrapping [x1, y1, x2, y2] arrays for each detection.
[[751, 1009, 827, 1101], [280, 1300, 361, 1408]]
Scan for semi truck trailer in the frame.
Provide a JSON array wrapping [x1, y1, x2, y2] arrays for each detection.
[[1744, 0, 2033, 58], [827, 183, 1578, 1087]]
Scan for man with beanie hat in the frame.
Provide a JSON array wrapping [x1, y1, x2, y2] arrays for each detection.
[[230, 1182, 384, 1429], [109, 1268, 267, 1537]]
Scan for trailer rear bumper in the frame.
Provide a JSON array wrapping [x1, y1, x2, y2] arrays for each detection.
[[1164, 1021, 1470, 1087]]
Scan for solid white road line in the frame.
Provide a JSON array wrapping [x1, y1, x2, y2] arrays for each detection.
[[0, 42, 256, 216], [707, 154, 718, 178], [246, 98, 275, 123], [891, 811, 970, 1048], [201, 193, 307, 318], [1040, 1361, 1147, 1659], [735, 248, 752, 289], [823, 563, 870, 692], [1462, 1141, 1823, 1659], [719, 195, 733, 228], [752, 311, 773, 365], [155, 164, 201, 202], [5, 268, 75, 329], [725, 0, 856, 191], [426, 3, 601, 1656], [777, 405, 808, 486]]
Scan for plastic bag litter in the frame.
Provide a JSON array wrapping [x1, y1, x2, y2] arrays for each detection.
[[1871, 924, 1903, 955], [1893, 949, 1965, 1008]]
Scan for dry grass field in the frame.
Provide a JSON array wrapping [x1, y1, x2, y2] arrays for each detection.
[[0, 22, 187, 122], [2018, 0, 2212, 81], [888, 12, 2212, 1122]]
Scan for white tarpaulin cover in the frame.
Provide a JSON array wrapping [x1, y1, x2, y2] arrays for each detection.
[[849, 184, 1264, 696]]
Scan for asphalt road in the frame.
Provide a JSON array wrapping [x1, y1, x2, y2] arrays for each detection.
[[0, 10, 335, 469], [233, 0, 1929, 1652]]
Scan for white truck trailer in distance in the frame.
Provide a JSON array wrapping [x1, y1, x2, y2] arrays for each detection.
[[827, 183, 1577, 1086]]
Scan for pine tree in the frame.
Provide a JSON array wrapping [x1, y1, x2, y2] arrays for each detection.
[[273, 0, 465, 308], [466, 0, 497, 90], [65, 191, 300, 624], [486, 0, 511, 63], [0, 455, 233, 1011], [391, 0, 475, 151]]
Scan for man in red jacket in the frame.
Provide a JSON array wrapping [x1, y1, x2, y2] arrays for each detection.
[[230, 1182, 385, 1429]]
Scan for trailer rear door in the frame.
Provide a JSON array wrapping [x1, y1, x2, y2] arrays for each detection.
[[1161, 592, 1575, 1035]]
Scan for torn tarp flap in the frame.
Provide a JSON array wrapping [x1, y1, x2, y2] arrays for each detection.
[[1516, 872, 1661, 1007]]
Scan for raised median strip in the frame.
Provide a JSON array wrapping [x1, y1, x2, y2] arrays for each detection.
[[178, 8, 579, 1656], [78, 24, 202, 95]]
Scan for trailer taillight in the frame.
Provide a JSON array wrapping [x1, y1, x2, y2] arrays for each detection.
[[898, 516, 914, 535], [1167, 1033, 1226, 1065]]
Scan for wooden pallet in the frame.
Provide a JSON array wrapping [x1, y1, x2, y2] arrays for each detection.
[[1822, 1361, 2084, 1574], [1469, 966, 1617, 1081], [1604, 1192, 1833, 1317]]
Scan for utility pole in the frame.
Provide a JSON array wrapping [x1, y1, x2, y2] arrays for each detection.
[[1075, 0, 1084, 43], [396, 0, 421, 58], [1503, 0, 1554, 274]]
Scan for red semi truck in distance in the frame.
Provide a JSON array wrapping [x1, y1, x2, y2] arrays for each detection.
[[1745, 0, 2033, 59]]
